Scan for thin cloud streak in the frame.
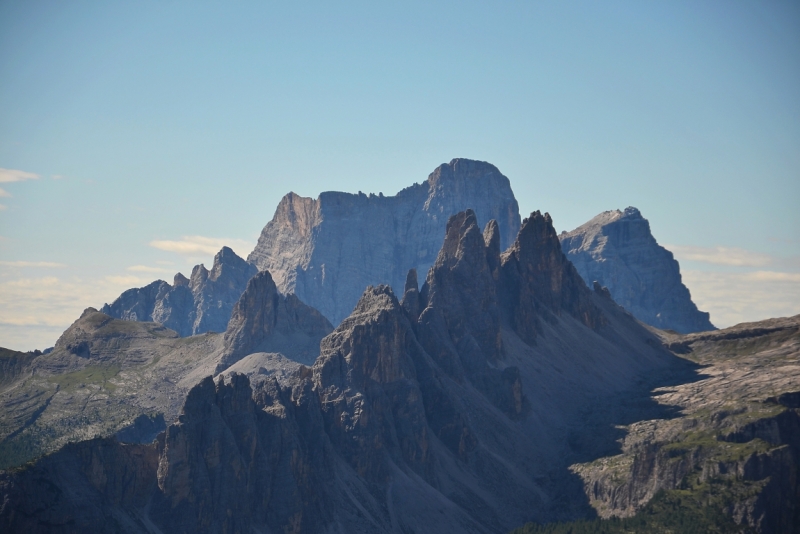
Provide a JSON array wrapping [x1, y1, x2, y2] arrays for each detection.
[[0, 168, 39, 183], [149, 235, 254, 259], [0, 261, 67, 268], [668, 244, 772, 267]]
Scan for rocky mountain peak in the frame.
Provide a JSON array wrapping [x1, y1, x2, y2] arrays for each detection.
[[483, 217, 500, 251], [404, 268, 418, 295], [100, 280, 170, 323], [80, 306, 99, 318], [622, 206, 642, 219], [209, 246, 249, 280], [560, 207, 715, 333], [318, 285, 418, 389], [500, 211, 604, 345], [274, 191, 320, 237], [401, 268, 421, 321], [417, 211, 508, 398], [102, 247, 258, 338], [221, 269, 332, 368], [190, 263, 209, 287], [247, 158, 521, 325], [427, 209, 486, 277]]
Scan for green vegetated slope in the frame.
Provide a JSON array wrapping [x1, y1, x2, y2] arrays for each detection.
[[0, 309, 225, 469], [513, 315, 800, 534]]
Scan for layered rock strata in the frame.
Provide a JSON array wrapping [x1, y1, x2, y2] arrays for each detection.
[[560, 207, 715, 333], [101, 246, 257, 336], [247, 158, 522, 325]]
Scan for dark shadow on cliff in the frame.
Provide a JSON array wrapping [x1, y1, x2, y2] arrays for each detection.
[[549, 354, 711, 521]]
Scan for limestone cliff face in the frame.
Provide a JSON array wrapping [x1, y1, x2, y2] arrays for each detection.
[[248, 158, 521, 325], [101, 246, 257, 336], [559, 207, 715, 334]]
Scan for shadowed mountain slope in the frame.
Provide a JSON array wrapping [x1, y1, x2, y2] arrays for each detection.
[[517, 314, 800, 534]]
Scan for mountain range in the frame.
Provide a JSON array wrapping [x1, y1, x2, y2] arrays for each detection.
[[101, 159, 713, 336], [1, 159, 796, 533]]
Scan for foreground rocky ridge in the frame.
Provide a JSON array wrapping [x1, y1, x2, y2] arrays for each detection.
[[1, 210, 688, 533], [248, 158, 522, 325], [560, 207, 715, 334]]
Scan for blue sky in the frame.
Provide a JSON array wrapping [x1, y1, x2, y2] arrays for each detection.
[[1, 0, 798, 350]]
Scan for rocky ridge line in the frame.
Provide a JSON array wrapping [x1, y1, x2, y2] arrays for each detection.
[[101, 246, 257, 336]]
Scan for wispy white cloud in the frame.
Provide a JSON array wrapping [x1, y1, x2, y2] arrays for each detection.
[[0, 260, 67, 268], [52, 174, 63, 180], [0, 204, 6, 211], [0, 188, 10, 198], [149, 235, 254, 259], [126, 265, 172, 273], [667, 244, 772, 267], [0, 168, 39, 183], [104, 274, 149, 286], [683, 270, 800, 328]]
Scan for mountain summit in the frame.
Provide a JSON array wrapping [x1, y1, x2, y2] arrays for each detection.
[[247, 158, 521, 325], [560, 207, 714, 333]]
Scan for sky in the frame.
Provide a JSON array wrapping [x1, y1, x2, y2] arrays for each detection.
[[1, 0, 798, 351]]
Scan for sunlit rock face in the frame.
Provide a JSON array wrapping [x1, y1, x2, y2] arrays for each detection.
[[560, 207, 715, 334], [247, 158, 521, 326]]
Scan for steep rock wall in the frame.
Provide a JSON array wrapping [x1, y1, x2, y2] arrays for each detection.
[[248, 158, 521, 325], [560, 207, 715, 334]]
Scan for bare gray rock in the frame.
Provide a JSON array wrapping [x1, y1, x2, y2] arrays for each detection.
[[220, 270, 333, 368], [559, 207, 715, 334], [247, 158, 521, 325], [101, 246, 257, 336]]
